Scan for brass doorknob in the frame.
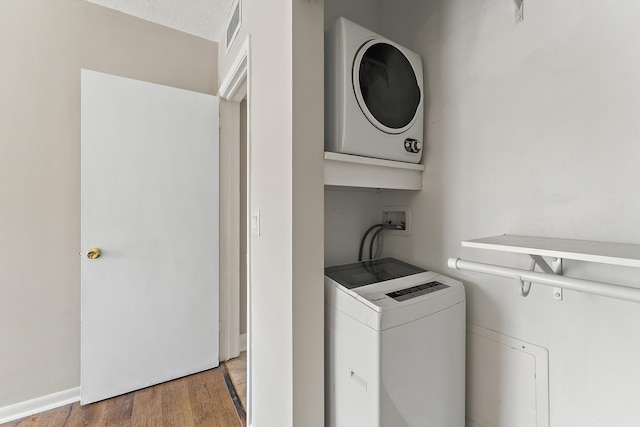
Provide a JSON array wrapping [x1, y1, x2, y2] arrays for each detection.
[[87, 248, 102, 259]]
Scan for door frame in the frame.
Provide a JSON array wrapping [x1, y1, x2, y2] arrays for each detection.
[[218, 35, 251, 420]]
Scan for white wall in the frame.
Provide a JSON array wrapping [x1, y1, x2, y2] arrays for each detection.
[[324, 189, 386, 266], [377, 0, 640, 425], [324, 0, 379, 31], [0, 0, 217, 409], [291, 2, 325, 425], [219, 0, 325, 425]]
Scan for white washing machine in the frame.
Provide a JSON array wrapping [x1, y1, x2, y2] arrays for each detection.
[[325, 258, 465, 427], [325, 18, 425, 163]]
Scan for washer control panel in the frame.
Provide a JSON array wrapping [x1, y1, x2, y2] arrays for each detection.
[[386, 281, 449, 302], [404, 138, 422, 154]]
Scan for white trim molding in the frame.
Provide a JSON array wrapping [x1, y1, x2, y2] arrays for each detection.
[[218, 35, 250, 363], [0, 387, 80, 424], [218, 34, 251, 425], [219, 36, 249, 102]]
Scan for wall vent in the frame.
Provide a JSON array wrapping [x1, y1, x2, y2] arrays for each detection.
[[225, 0, 241, 54]]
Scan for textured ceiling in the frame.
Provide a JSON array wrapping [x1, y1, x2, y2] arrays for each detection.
[[88, 0, 235, 42]]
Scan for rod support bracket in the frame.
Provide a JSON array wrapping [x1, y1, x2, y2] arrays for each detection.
[[518, 274, 532, 297], [519, 257, 538, 297]]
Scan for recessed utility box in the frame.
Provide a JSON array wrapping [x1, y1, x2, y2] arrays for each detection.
[[380, 206, 410, 236]]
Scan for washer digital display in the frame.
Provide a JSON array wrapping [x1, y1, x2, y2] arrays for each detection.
[[386, 281, 449, 302]]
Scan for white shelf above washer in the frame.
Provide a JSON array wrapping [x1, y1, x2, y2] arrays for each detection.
[[462, 234, 640, 268], [324, 152, 425, 190]]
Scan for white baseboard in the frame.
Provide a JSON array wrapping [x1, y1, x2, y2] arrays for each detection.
[[0, 387, 80, 424], [239, 332, 247, 352]]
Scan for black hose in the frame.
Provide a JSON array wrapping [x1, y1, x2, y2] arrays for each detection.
[[369, 224, 399, 260], [358, 224, 384, 261]]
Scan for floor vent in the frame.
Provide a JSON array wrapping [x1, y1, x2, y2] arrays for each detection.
[[225, 0, 241, 54]]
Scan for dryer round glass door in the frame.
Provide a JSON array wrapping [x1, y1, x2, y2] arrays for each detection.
[[353, 40, 422, 134]]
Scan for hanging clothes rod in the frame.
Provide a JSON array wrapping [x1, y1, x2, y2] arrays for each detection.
[[447, 257, 640, 304]]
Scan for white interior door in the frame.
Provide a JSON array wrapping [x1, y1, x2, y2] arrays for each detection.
[[80, 69, 219, 404]]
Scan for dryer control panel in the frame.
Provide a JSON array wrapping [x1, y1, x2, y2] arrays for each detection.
[[404, 138, 422, 154]]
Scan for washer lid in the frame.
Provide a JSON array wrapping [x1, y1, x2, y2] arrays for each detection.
[[324, 257, 427, 290], [353, 40, 422, 134]]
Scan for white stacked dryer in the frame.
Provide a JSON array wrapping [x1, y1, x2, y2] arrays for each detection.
[[325, 258, 466, 427], [325, 18, 425, 163]]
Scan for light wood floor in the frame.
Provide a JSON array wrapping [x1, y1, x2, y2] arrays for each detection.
[[1, 361, 246, 427], [224, 352, 247, 410]]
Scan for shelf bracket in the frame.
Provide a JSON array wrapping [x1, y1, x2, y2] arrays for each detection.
[[520, 255, 563, 298], [529, 255, 562, 275]]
